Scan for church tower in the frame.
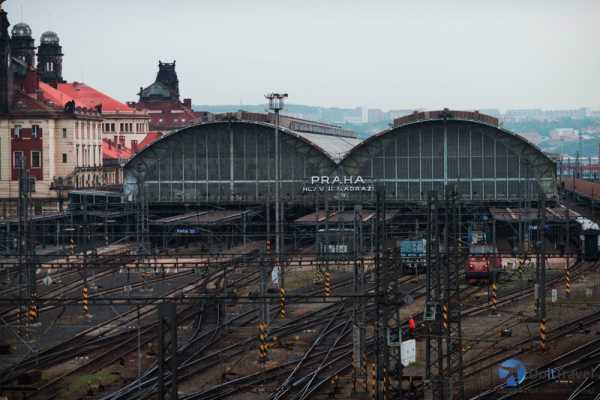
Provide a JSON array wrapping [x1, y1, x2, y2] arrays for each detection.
[[37, 30, 64, 86], [0, 3, 11, 113], [10, 22, 35, 68], [156, 60, 179, 100]]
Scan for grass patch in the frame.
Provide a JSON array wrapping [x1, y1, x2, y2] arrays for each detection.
[[60, 369, 120, 397], [285, 271, 317, 291]]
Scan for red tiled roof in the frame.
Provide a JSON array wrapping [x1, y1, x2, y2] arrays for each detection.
[[13, 90, 56, 112], [102, 138, 133, 160], [38, 81, 75, 107], [138, 131, 162, 150], [56, 82, 132, 112], [134, 99, 202, 129]]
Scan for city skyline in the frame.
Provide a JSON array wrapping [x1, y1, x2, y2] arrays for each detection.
[[6, 0, 600, 110]]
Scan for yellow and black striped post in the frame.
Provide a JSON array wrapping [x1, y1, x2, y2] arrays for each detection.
[[370, 362, 376, 400], [279, 287, 286, 319], [28, 293, 38, 323], [324, 272, 332, 297], [330, 374, 339, 389], [539, 319, 546, 351], [82, 286, 89, 315], [383, 367, 390, 400], [565, 265, 571, 298], [491, 281, 498, 313], [442, 303, 449, 331], [17, 308, 24, 336], [362, 352, 368, 392], [258, 322, 268, 363]]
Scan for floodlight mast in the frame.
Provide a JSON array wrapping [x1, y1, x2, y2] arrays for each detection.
[[266, 92, 288, 287]]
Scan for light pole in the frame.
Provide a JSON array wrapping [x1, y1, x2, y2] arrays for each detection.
[[265, 92, 288, 287]]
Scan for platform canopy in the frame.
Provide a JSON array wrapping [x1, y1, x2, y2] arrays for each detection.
[[150, 210, 251, 226], [294, 210, 398, 225], [489, 206, 581, 223]]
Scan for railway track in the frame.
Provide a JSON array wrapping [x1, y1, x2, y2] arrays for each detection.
[[8, 251, 569, 400], [471, 336, 600, 399], [25, 267, 262, 400], [100, 271, 376, 400], [0, 246, 263, 386]]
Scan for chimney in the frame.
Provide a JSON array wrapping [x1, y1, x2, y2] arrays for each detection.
[[183, 98, 192, 108]]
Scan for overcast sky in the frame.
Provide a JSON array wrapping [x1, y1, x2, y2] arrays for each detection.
[[7, 0, 600, 111]]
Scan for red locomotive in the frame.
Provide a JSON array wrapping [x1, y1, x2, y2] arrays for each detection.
[[466, 244, 502, 281]]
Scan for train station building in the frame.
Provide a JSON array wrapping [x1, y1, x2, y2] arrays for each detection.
[[123, 109, 557, 206]]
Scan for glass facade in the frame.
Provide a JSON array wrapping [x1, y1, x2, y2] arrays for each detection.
[[125, 120, 556, 204], [125, 122, 337, 202], [340, 120, 556, 201]]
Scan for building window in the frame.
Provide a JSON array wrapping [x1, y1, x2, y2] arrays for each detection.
[[76, 145, 79, 166], [32, 124, 40, 138], [62, 153, 67, 163], [13, 151, 24, 169], [62, 128, 67, 138], [46, 61, 53, 72], [13, 125, 21, 138], [111, 123, 115, 132], [31, 151, 41, 168], [120, 123, 124, 132]]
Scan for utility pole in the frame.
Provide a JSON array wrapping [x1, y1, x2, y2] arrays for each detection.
[[266, 92, 288, 289], [424, 186, 465, 400], [537, 193, 547, 351], [17, 166, 36, 334], [352, 204, 367, 393], [597, 143, 600, 182], [135, 163, 149, 281], [158, 303, 178, 400]]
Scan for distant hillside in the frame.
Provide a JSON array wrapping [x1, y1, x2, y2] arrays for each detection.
[[193, 105, 600, 150], [193, 104, 267, 114]]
